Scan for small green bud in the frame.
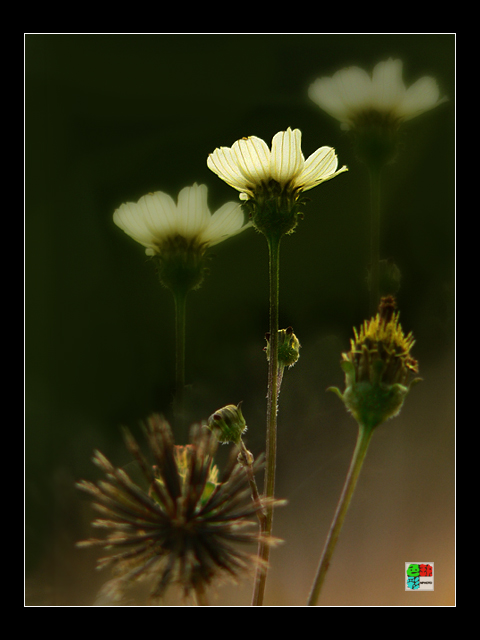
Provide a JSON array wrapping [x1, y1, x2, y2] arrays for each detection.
[[265, 326, 301, 368], [206, 402, 247, 445]]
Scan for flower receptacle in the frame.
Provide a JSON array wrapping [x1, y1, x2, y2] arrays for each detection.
[[153, 235, 209, 294]]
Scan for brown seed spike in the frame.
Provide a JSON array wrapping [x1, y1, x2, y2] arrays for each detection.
[[378, 295, 397, 325]]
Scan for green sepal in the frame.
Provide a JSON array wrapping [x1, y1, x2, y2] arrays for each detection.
[[340, 360, 356, 386], [343, 380, 409, 430], [326, 386, 345, 402]]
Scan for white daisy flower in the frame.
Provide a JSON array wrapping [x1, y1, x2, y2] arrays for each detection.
[[113, 183, 250, 257], [308, 58, 447, 131], [207, 127, 347, 202]]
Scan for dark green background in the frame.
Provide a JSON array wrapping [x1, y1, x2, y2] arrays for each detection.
[[25, 34, 455, 606]]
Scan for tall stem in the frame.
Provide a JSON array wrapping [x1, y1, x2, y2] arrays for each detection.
[[252, 233, 281, 606], [238, 440, 266, 529], [172, 289, 187, 435], [307, 423, 374, 606], [369, 166, 382, 316]]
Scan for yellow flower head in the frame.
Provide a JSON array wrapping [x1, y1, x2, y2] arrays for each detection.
[[343, 295, 418, 388], [330, 296, 420, 430]]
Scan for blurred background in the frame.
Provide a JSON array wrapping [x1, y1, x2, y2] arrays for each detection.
[[25, 33, 455, 606]]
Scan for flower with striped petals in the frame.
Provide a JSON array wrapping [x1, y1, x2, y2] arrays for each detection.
[[308, 59, 446, 131], [207, 128, 347, 237], [308, 59, 447, 166], [113, 183, 250, 292]]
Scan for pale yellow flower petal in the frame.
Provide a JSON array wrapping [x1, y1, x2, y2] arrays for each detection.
[[114, 202, 155, 249], [400, 76, 447, 120], [114, 185, 249, 255], [201, 202, 251, 246], [297, 146, 340, 190], [114, 191, 177, 251], [207, 129, 347, 202], [207, 147, 249, 193], [232, 136, 271, 185], [308, 76, 350, 121], [270, 128, 304, 185], [176, 184, 210, 238], [333, 66, 373, 112], [138, 192, 177, 240], [371, 59, 406, 111], [310, 58, 446, 127]]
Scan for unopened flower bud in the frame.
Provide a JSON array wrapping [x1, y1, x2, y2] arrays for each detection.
[[264, 326, 301, 368], [206, 402, 247, 445]]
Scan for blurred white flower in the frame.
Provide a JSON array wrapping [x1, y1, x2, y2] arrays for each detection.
[[308, 59, 447, 131], [207, 127, 347, 202], [113, 183, 250, 256]]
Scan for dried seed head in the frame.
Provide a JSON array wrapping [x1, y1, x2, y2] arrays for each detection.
[[76, 415, 279, 604]]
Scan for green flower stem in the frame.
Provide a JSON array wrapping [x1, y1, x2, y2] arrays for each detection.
[[369, 166, 382, 316], [172, 288, 187, 432], [238, 440, 267, 528], [252, 232, 282, 607], [276, 364, 286, 402], [307, 423, 375, 606]]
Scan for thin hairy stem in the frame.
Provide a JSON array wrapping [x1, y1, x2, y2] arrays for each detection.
[[252, 233, 281, 606], [307, 424, 374, 605], [238, 441, 266, 528]]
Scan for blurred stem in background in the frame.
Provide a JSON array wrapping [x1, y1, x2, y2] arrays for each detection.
[[368, 165, 382, 316], [172, 288, 188, 435], [113, 184, 251, 440]]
